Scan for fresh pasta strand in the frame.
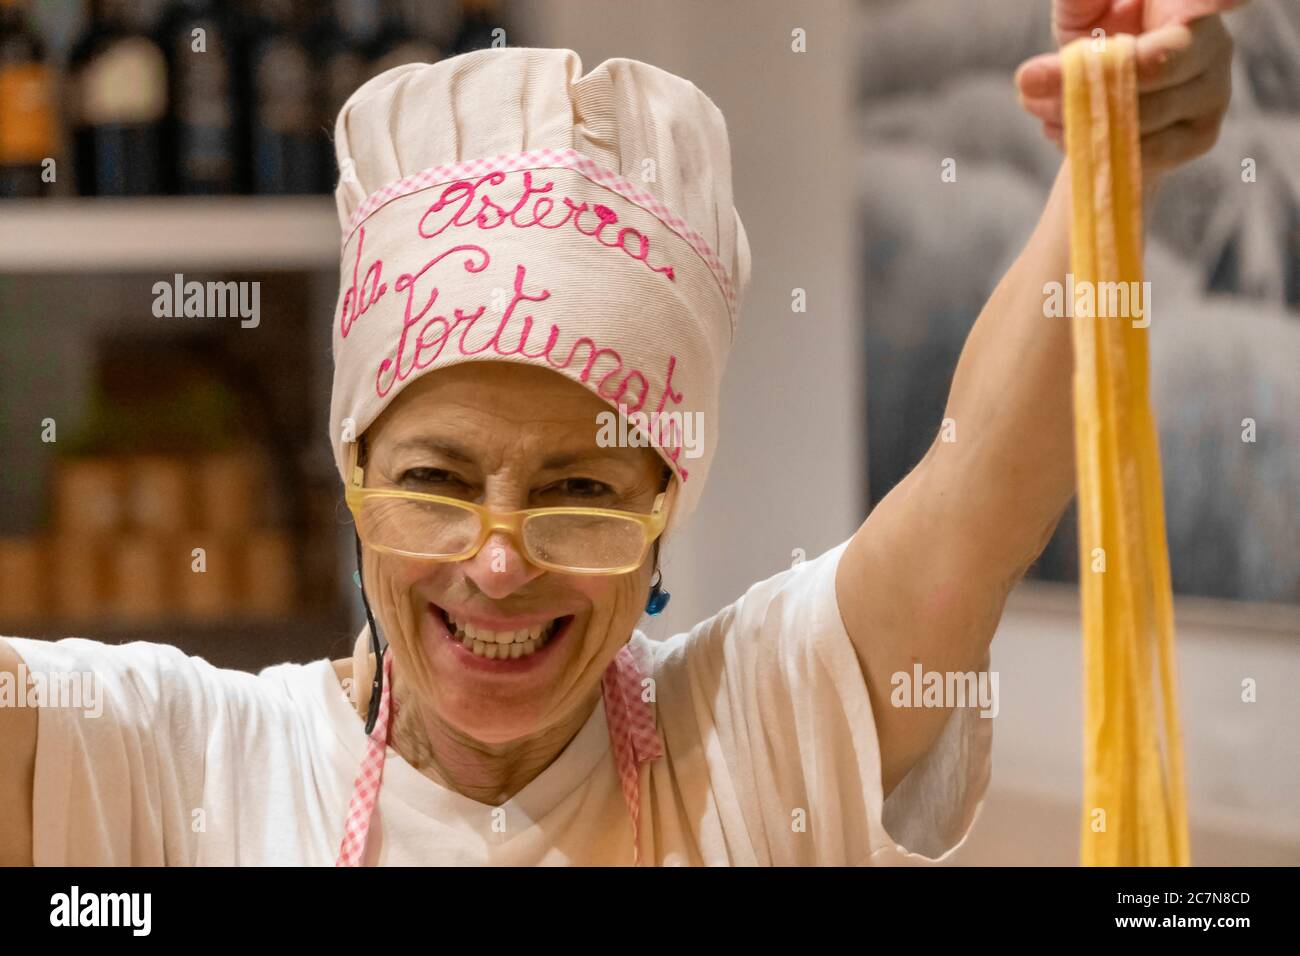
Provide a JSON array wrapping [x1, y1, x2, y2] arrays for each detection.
[[1062, 34, 1190, 867]]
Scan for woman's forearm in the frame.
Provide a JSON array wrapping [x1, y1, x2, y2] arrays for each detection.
[[926, 157, 1162, 586], [840, 161, 1085, 790], [927, 160, 1080, 585]]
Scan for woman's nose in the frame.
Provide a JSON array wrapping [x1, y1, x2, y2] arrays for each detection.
[[461, 530, 544, 599]]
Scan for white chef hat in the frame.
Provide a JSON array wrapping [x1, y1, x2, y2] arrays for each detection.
[[328, 47, 750, 534]]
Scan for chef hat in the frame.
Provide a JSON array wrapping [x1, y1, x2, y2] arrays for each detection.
[[328, 47, 750, 534]]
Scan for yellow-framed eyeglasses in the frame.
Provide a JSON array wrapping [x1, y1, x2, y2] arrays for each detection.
[[343, 440, 671, 575]]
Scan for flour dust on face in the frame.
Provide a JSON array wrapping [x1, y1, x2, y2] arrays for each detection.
[[360, 361, 667, 746]]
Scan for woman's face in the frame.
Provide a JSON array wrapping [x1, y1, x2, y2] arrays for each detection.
[[360, 361, 668, 745]]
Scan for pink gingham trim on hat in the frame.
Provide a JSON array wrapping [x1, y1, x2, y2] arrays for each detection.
[[342, 147, 738, 325]]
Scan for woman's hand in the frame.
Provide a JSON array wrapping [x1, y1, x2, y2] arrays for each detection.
[[1015, 0, 1244, 180]]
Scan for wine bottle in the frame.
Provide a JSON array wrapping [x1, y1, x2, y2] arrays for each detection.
[[158, 0, 247, 194], [248, 0, 317, 194], [367, 0, 439, 78], [0, 0, 56, 197], [67, 0, 168, 196], [308, 0, 367, 193]]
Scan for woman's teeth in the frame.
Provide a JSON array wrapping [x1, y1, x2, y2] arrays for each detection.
[[444, 613, 559, 659]]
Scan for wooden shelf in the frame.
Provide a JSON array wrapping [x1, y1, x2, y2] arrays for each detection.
[[0, 197, 340, 273]]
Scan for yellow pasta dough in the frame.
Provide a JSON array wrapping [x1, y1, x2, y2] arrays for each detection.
[[1062, 34, 1189, 866]]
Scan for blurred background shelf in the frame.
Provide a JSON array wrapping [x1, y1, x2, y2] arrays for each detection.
[[0, 0, 530, 670], [0, 197, 340, 272]]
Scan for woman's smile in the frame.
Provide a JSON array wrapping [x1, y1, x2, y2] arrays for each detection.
[[427, 601, 576, 672]]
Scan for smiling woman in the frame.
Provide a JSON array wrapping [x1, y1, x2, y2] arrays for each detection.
[[0, 46, 987, 866], [0, 15, 1242, 867]]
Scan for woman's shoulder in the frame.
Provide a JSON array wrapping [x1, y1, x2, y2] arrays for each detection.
[[3, 634, 338, 725], [5, 632, 333, 677], [647, 537, 853, 658]]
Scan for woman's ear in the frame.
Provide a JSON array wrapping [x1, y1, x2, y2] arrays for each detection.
[[662, 468, 681, 515], [350, 627, 376, 720], [653, 468, 680, 560]]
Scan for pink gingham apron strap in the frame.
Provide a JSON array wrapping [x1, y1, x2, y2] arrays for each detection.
[[335, 647, 395, 867], [334, 642, 663, 867], [600, 643, 664, 865]]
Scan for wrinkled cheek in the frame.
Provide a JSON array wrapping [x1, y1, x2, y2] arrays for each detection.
[[579, 565, 652, 664], [363, 550, 438, 699], [613, 571, 651, 628]]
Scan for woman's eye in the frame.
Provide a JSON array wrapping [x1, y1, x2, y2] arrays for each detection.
[[544, 477, 615, 501], [398, 467, 467, 489]]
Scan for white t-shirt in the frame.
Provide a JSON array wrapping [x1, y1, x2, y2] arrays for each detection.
[[7, 539, 991, 865]]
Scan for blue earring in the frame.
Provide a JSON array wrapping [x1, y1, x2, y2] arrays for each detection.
[[645, 569, 671, 615]]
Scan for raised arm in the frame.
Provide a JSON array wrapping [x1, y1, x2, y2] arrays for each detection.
[[837, 5, 1237, 795], [0, 638, 37, 866]]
